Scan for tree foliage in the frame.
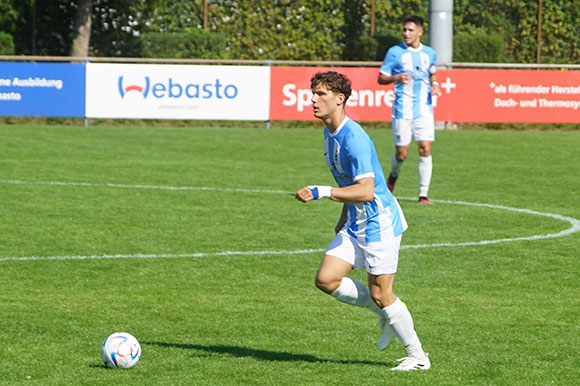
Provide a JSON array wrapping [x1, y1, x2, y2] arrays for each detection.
[[204, 0, 344, 61], [453, 29, 504, 63], [0, 0, 578, 63], [454, 0, 580, 63], [140, 31, 228, 59], [0, 31, 14, 54]]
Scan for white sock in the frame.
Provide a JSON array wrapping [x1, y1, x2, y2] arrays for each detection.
[[390, 152, 404, 177], [331, 277, 381, 315], [381, 298, 425, 359], [418, 155, 432, 197]]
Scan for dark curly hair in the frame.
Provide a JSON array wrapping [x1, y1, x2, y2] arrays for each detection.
[[403, 15, 424, 28], [310, 71, 352, 102]]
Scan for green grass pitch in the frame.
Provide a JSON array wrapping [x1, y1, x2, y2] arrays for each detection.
[[0, 123, 578, 385]]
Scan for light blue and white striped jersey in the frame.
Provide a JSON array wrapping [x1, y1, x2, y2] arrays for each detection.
[[324, 117, 407, 242], [380, 43, 437, 119]]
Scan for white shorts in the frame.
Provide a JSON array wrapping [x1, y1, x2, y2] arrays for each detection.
[[325, 228, 402, 276], [392, 116, 435, 146]]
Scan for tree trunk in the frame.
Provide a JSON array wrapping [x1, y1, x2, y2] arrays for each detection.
[[70, 0, 92, 57]]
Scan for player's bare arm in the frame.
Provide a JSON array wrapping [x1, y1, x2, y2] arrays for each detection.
[[430, 74, 441, 96], [378, 73, 411, 85], [331, 177, 374, 203]]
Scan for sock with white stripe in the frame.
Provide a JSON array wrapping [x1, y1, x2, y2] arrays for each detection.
[[381, 297, 426, 359], [418, 155, 433, 197], [390, 152, 404, 178], [331, 277, 381, 315]]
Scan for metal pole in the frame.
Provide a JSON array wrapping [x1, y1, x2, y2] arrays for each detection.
[[537, 0, 542, 64], [203, 0, 208, 30], [429, 0, 453, 128], [370, 0, 375, 37], [428, 0, 453, 66], [31, 0, 37, 55]]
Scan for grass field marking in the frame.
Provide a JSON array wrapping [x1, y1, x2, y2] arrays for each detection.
[[397, 197, 580, 249], [0, 248, 326, 262], [0, 179, 291, 195], [1, 179, 579, 263]]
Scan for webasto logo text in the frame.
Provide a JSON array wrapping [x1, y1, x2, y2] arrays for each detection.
[[118, 76, 238, 99]]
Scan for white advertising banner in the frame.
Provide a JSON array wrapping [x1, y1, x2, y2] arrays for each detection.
[[86, 63, 270, 120]]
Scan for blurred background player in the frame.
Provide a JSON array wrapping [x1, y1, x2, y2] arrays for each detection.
[[296, 71, 430, 371], [378, 15, 441, 204]]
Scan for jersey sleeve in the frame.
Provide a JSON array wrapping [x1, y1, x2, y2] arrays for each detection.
[[429, 48, 437, 74], [379, 47, 398, 76], [346, 135, 375, 181]]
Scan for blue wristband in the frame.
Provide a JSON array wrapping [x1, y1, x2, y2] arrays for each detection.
[[307, 185, 331, 200], [309, 186, 320, 200]]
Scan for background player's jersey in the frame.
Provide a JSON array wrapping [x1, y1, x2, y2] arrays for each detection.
[[380, 43, 437, 119], [324, 117, 407, 242]]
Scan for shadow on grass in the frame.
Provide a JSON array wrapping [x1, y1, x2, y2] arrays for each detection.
[[143, 341, 390, 367]]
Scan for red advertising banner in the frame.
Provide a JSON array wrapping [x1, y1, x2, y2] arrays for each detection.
[[435, 69, 580, 123], [270, 67, 580, 123], [270, 66, 389, 122]]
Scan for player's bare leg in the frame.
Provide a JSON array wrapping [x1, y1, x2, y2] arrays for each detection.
[[417, 141, 431, 157], [368, 272, 397, 350], [367, 272, 397, 308], [315, 255, 383, 318], [315, 255, 353, 294], [388, 145, 409, 192], [368, 273, 430, 370]]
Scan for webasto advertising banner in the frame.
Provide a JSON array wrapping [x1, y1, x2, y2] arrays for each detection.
[[86, 63, 270, 120], [0, 62, 85, 117]]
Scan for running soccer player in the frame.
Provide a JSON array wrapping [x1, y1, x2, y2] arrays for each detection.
[[378, 15, 441, 204], [296, 71, 430, 371]]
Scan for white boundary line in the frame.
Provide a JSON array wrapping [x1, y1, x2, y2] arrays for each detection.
[[1, 179, 579, 262], [400, 198, 580, 249], [0, 179, 291, 195]]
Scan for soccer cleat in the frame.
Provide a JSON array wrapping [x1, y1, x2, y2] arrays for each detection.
[[387, 174, 398, 192], [418, 196, 433, 204], [390, 353, 431, 371], [378, 316, 394, 351]]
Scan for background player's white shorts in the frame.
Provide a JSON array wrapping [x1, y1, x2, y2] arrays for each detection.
[[325, 228, 402, 276], [392, 116, 435, 146]]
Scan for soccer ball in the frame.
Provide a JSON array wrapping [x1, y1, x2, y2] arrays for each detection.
[[101, 332, 141, 369]]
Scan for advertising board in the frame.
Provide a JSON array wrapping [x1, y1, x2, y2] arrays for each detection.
[[0, 62, 85, 117], [1, 61, 577, 124], [435, 69, 580, 123], [86, 63, 270, 120], [270, 66, 580, 123], [270, 66, 392, 122]]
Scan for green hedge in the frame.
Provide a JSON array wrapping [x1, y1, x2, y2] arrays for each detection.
[[453, 31, 504, 63], [140, 31, 229, 59], [0, 31, 14, 55], [372, 33, 403, 61]]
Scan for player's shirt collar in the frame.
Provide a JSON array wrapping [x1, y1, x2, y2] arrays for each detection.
[[404, 42, 424, 52], [328, 116, 350, 137]]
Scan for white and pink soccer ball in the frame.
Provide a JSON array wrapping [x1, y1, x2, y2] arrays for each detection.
[[101, 332, 141, 369]]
